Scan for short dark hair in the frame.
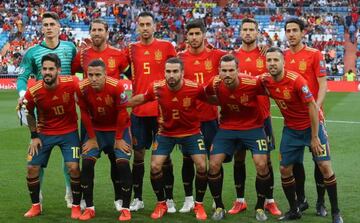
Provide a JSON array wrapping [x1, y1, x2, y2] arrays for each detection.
[[41, 53, 61, 68], [266, 46, 284, 56], [186, 19, 206, 33], [138, 11, 155, 22], [88, 59, 106, 70], [241, 18, 258, 30], [90, 18, 109, 32], [220, 54, 239, 67], [42, 12, 60, 23], [285, 17, 305, 31], [166, 57, 184, 71]]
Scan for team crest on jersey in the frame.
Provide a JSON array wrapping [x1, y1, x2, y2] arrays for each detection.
[[62, 92, 70, 103], [105, 94, 114, 106], [152, 141, 158, 150], [240, 94, 248, 104], [27, 154, 33, 162], [283, 89, 291, 100], [183, 97, 191, 108], [108, 57, 116, 69], [299, 60, 307, 72], [155, 49, 162, 62], [256, 58, 264, 69], [204, 59, 213, 71]]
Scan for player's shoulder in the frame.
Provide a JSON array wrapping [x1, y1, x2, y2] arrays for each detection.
[[28, 81, 43, 94], [23, 44, 39, 56], [105, 76, 120, 87], [107, 45, 123, 53], [304, 46, 320, 53], [59, 75, 76, 84], [184, 79, 199, 88], [153, 79, 166, 88], [239, 74, 257, 85], [79, 78, 91, 89], [286, 70, 300, 79], [177, 49, 189, 57], [155, 38, 172, 45], [60, 40, 76, 48]]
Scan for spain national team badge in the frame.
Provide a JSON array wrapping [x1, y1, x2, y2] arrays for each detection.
[[204, 59, 213, 71], [155, 49, 162, 62], [62, 92, 70, 103], [256, 58, 264, 69], [105, 94, 113, 106], [152, 141, 158, 150], [108, 57, 116, 69], [240, 94, 248, 104], [27, 154, 33, 162], [299, 60, 307, 72], [183, 97, 191, 108], [283, 89, 291, 100]]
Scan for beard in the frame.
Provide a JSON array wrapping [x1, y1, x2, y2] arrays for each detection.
[[43, 74, 57, 86], [166, 77, 181, 88]]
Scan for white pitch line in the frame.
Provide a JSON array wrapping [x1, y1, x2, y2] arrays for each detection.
[[271, 116, 360, 124]]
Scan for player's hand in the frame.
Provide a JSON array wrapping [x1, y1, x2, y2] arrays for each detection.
[[258, 44, 269, 56], [310, 136, 323, 157], [82, 138, 98, 154], [115, 139, 131, 155], [28, 138, 42, 156]]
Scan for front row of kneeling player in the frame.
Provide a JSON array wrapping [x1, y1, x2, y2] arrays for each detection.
[[21, 50, 343, 222]]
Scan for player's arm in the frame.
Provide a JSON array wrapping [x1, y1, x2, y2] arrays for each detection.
[[23, 92, 42, 156], [308, 100, 323, 157], [114, 85, 131, 154], [71, 51, 83, 75], [315, 51, 328, 107], [75, 84, 98, 152], [127, 83, 156, 107], [203, 76, 220, 104], [17, 49, 35, 97]]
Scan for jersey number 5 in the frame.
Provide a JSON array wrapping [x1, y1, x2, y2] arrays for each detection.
[[144, 62, 150, 75]]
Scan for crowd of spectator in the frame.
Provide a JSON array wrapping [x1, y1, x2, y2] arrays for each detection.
[[0, 0, 359, 78]]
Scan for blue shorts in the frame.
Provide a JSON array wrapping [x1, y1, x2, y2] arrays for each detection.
[[211, 128, 269, 163], [27, 131, 80, 167], [264, 116, 275, 151], [279, 124, 331, 166], [82, 127, 132, 160], [152, 134, 207, 156], [131, 114, 158, 150], [201, 119, 218, 150]]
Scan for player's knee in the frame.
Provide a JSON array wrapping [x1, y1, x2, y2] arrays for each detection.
[[151, 162, 162, 174], [255, 160, 268, 175], [316, 161, 333, 178], [195, 162, 206, 173], [280, 165, 292, 177], [208, 160, 221, 174], [67, 164, 80, 177], [27, 165, 40, 178]]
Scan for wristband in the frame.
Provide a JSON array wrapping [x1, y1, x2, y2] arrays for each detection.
[[31, 131, 39, 139]]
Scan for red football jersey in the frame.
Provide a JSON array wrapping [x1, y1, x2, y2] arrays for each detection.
[[178, 48, 226, 121], [71, 44, 129, 79], [143, 79, 204, 137], [284, 45, 326, 100], [205, 75, 265, 130], [233, 47, 270, 118], [261, 71, 315, 130], [24, 76, 78, 135], [77, 77, 130, 139], [125, 39, 176, 117]]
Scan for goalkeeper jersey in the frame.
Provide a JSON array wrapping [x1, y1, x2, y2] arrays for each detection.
[[17, 40, 76, 94]]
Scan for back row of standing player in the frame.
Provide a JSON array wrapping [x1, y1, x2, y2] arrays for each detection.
[[17, 11, 342, 223]]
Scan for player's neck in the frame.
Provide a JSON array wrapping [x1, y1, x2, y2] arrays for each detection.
[[141, 36, 154, 45], [93, 43, 107, 52], [290, 42, 304, 53], [189, 43, 205, 54], [44, 37, 59, 49], [241, 42, 257, 52]]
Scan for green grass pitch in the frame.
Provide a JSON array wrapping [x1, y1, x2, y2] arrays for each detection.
[[0, 90, 359, 222]]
